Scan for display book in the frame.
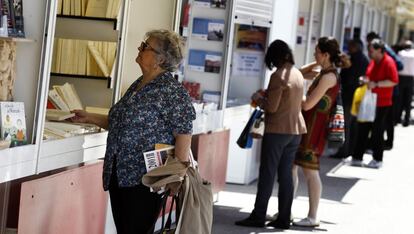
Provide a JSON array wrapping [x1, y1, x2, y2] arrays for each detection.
[[44, 82, 101, 141], [143, 144, 196, 172], [57, 0, 122, 19], [51, 38, 117, 78], [0, 101, 27, 149], [0, 0, 25, 37]]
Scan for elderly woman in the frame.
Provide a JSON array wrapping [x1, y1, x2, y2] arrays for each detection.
[[235, 39, 306, 229], [72, 30, 195, 233]]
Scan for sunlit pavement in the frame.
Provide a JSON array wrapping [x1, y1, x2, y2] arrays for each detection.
[[212, 124, 414, 234]]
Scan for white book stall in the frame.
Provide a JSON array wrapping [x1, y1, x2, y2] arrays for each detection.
[[175, 0, 274, 185], [0, 0, 130, 232]]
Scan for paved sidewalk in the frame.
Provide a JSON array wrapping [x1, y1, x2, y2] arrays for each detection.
[[212, 125, 414, 234]]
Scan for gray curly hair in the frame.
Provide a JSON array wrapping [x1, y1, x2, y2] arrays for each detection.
[[145, 29, 184, 72]]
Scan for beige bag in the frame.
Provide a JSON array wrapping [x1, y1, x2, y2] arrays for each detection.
[[175, 167, 213, 234], [142, 156, 188, 192]]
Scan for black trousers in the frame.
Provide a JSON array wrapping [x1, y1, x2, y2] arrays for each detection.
[[385, 90, 399, 146], [353, 106, 390, 162], [398, 75, 413, 124], [109, 167, 162, 234], [252, 133, 301, 226]]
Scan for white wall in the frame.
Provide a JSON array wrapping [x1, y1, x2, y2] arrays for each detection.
[[120, 0, 176, 94], [270, 0, 299, 47]]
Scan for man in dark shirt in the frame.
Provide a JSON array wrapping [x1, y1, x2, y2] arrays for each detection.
[[331, 39, 369, 158]]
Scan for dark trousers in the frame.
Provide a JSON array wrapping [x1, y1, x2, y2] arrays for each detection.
[[252, 133, 301, 225], [353, 106, 390, 162], [109, 168, 162, 234], [398, 75, 413, 124], [385, 91, 399, 146]]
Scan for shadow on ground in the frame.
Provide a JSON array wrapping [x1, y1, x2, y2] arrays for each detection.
[[223, 157, 359, 202]]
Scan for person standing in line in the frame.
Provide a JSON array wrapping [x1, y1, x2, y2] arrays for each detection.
[[71, 30, 196, 233], [397, 40, 414, 127], [330, 39, 369, 158], [352, 39, 399, 168], [292, 37, 350, 227], [366, 32, 403, 150], [235, 40, 307, 229]]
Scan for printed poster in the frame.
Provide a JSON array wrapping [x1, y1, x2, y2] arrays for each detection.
[[232, 51, 264, 77], [192, 18, 225, 41], [188, 50, 222, 74], [194, 0, 226, 9], [235, 24, 267, 51]]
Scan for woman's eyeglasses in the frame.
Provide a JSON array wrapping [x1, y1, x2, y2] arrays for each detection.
[[140, 41, 160, 54]]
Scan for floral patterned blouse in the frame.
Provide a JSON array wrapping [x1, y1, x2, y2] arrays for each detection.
[[103, 72, 196, 190]]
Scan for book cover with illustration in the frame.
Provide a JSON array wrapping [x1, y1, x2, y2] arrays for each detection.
[[0, 102, 27, 147]]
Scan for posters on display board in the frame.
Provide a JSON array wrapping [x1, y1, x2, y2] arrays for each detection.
[[192, 18, 225, 41], [188, 49, 222, 73], [235, 24, 267, 51], [232, 51, 264, 77], [296, 12, 320, 46]]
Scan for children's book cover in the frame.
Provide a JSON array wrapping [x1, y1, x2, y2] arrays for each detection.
[[0, 102, 27, 147]]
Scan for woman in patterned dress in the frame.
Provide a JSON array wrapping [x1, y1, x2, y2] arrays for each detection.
[[292, 37, 349, 227], [71, 30, 195, 233]]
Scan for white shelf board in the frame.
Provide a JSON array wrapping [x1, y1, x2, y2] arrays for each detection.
[[37, 145, 106, 173], [39, 131, 108, 158], [0, 144, 37, 167], [0, 144, 37, 183], [0, 36, 35, 42]]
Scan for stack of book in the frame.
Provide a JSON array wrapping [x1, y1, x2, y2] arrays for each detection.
[[51, 38, 117, 77], [0, 0, 25, 38], [57, 0, 122, 18], [48, 82, 83, 112], [45, 83, 102, 140]]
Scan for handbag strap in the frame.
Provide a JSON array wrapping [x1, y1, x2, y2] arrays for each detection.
[[148, 191, 168, 234], [161, 194, 181, 233]]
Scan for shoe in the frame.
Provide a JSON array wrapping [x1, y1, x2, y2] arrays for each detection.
[[402, 121, 409, 127], [383, 144, 393, 151], [235, 215, 265, 227], [266, 212, 294, 222], [365, 160, 383, 169], [293, 217, 320, 227], [267, 220, 290, 229], [350, 159, 363, 167]]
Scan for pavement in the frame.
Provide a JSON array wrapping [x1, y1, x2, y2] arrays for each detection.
[[212, 124, 414, 234]]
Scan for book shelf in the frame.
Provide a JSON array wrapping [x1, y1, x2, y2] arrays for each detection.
[[35, 0, 130, 173], [0, 37, 35, 43], [56, 15, 118, 30], [50, 73, 111, 88]]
